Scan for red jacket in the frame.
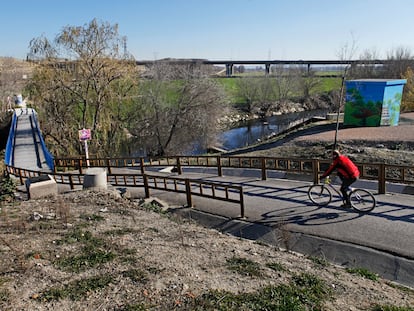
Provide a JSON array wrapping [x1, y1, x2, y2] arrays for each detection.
[[322, 155, 360, 179]]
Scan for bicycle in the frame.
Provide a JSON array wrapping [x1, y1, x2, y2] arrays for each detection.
[[307, 176, 376, 213]]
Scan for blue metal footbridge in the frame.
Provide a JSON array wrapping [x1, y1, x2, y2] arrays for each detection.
[[4, 108, 54, 172]]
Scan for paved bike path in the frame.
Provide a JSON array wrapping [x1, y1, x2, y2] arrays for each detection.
[[176, 172, 414, 258]]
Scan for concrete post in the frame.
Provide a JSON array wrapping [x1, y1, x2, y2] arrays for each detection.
[[82, 167, 107, 190]]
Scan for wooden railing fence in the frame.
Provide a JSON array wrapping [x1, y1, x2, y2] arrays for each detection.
[[53, 155, 414, 195], [5, 155, 414, 219], [5, 163, 246, 218]]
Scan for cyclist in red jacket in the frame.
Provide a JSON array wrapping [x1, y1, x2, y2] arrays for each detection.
[[321, 149, 360, 207]]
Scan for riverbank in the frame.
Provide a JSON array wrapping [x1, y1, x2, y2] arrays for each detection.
[[228, 112, 414, 166]]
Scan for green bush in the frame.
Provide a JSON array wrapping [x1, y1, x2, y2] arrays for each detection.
[[0, 174, 16, 202]]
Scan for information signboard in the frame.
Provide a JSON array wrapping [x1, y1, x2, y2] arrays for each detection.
[[79, 128, 91, 141]]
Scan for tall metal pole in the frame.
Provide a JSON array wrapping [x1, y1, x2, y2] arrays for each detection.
[[333, 75, 345, 151], [333, 66, 349, 151]]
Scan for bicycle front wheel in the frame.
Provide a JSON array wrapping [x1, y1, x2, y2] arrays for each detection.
[[308, 184, 332, 206], [349, 189, 376, 213]]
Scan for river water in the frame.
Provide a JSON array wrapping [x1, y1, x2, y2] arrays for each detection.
[[131, 109, 328, 156], [215, 109, 327, 152]]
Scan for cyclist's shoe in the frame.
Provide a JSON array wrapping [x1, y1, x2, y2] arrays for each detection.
[[341, 203, 352, 208]]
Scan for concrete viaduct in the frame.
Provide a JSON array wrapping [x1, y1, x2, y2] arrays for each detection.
[[136, 59, 388, 77]]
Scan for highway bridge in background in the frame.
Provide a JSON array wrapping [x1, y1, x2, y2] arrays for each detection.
[[136, 58, 390, 77]]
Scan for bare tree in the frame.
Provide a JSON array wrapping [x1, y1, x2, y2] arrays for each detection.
[[235, 66, 307, 117], [255, 76, 277, 116], [128, 62, 229, 156], [235, 77, 260, 113], [384, 46, 414, 79], [26, 19, 139, 157], [271, 65, 297, 103], [291, 66, 321, 100], [346, 48, 382, 79]]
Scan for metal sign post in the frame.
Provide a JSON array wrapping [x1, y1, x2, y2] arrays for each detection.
[[79, 128, 91, 167], [83, 140, 90, 167]]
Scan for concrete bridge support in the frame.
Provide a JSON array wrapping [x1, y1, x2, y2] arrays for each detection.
[[225, 63, 233, 77]]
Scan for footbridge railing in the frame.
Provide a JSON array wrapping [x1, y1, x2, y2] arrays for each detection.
[[4, 111, 18, 166], [31, 110, 54, 170]]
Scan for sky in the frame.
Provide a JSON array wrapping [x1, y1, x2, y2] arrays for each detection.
[[1, 0, 413, 61]]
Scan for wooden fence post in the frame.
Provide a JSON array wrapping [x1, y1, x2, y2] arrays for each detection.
[[185, 179, 193, 207], [18, 168, 23, 185], [69, 175, 74, 190], [143, 174, 150, 198], [313, 159, 320, 184], [261, 158, 267, 180], [78, 158, 83, 174], [217, 156, 222, 177], [106, 158, 112, 175], [140, 158, 145, 175], [378, 163, 386, 194], [239, 187, 245, 218], [176, 157, 182, 175]]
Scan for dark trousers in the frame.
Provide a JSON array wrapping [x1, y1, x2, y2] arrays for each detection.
[[340, 177, 357, 204]]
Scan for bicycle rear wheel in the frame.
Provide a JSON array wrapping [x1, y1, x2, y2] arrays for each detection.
[[308, 184, 332, 206], [349, 189, 376, 213]]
